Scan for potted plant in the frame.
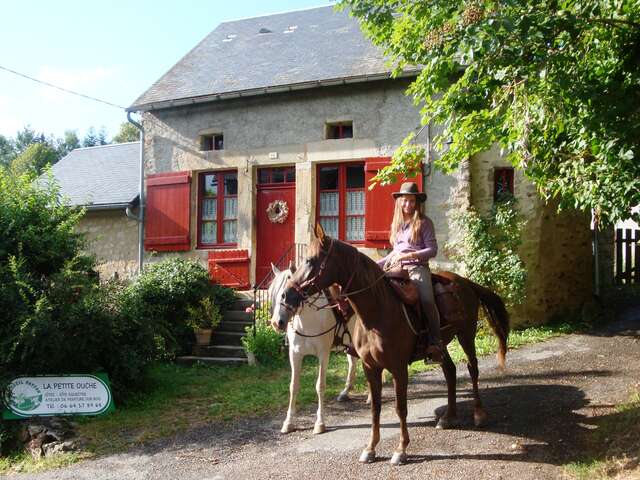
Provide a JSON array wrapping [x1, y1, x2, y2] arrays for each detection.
[[187, 297, 222, 346]]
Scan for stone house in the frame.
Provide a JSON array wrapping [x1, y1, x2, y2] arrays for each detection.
[[125, 5, 593, 325], [50, 142, 140, 279]]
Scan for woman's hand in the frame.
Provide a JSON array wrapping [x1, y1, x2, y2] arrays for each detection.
[[396, 252, 416, 262]]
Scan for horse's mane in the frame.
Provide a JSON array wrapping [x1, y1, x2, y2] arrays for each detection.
[[308, 236, 395, 304]]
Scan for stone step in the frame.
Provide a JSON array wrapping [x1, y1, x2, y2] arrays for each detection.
[[218, 320, 253, 333], [192, 344, 246, 358], [176, 356, 247, 366], [223, 310, 253, 322], [229, 298, 255, 311], [211, 331, 244, 346]]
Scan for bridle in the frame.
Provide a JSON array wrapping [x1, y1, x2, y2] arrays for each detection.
[[285, 237, 336, 309], [280, 237, 386, 315]]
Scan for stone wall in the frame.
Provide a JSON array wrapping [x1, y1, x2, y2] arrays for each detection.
[[77, 209, 139, 280], [141, 79, 457, 282], [469, 146, 593, 325]]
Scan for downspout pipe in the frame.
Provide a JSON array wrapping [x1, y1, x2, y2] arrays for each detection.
[[127, 111, 145, 274]]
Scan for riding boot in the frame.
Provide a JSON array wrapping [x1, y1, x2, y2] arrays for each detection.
[[423, 302, 443, 363]]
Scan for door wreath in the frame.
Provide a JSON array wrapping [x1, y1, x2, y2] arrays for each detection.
[[266, 199, 289, 224]]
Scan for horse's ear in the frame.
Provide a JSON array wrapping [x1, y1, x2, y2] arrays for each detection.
[[314, 222, 326, 244], [271, 263, 280, 275], [288, 259, 296, 273]]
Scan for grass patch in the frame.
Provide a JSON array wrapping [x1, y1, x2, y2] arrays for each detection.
[[565, 388, 640, 480], [0, 451, 89, 474], [0, 317, 587, 474]]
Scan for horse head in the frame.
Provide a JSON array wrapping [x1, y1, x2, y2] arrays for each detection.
[[268, 262, 296, 332], [271, 224, 345, 331]]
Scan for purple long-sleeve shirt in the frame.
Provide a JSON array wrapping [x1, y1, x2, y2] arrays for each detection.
[[377, 217, 438, 267]]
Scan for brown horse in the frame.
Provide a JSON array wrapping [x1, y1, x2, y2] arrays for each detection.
[[271, 225, 510, 465]]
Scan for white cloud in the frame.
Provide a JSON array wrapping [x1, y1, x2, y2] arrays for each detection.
[[38, 65, 118, 102]]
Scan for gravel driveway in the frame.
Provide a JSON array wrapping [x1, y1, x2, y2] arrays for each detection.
[[8, 304, 640, 480]]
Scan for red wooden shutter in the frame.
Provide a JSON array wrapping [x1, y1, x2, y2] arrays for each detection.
[[364, 157, 423, 249], [144, 171, 192, 251], [208, 250, 250, 290]]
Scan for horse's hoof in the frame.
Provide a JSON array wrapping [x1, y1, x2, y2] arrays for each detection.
[[313, 423, 326, 434], [390, 451, 407, 466], [336, 392, 349, 402], [359, 449, 376, 463], [280, 423, 295, 434], [436, 416, 458, 430], [365, 394, 372, 405], [474, 409, 488, 427]]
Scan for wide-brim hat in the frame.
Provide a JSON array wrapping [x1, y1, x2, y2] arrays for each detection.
[[392, 182, 427, 202]]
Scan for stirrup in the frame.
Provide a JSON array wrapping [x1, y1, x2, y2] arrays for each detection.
[[426, 344, 443, 363]]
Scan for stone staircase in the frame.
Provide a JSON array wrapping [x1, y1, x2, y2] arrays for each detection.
[[177, 297, 254, 365]]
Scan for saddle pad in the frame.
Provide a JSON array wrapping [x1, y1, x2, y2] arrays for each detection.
[[434, 281, 463, 326]]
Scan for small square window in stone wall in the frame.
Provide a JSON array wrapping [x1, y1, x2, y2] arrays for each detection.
[[494, 168, 514, 201]]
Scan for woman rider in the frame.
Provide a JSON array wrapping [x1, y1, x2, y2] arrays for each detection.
[[377, 182, 443, 363]]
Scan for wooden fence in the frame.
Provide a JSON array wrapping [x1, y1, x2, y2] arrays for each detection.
[[615, 228, 640, 285]]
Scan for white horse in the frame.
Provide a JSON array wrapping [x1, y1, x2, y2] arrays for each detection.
[[268, 264, 360, 434]]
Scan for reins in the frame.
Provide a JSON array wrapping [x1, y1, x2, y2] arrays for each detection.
[[284, 238, 387, 315]]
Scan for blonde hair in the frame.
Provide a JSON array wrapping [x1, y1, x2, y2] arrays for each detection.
[[389, 196, 425, 245]]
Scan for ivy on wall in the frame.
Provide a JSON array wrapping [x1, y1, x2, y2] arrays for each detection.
[[447, 197, 527, 307]]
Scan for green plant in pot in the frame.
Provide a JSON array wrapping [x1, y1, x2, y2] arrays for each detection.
[[187, 297, 222, 346]]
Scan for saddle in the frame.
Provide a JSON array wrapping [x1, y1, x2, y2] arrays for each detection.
[[385, 268, 419, 305], [385, 268, 463, 358]]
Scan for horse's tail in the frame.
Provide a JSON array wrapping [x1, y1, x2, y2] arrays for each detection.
[[467, 280, 510, 369]]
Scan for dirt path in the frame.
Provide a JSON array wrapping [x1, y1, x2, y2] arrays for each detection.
[[9, 304, 640, 480]]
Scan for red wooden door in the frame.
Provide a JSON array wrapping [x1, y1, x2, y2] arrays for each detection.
[[256, 183, 296, 285]]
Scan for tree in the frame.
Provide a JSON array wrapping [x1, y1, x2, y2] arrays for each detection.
[[55, 130, 81, 158], [10, 143, 58, 176], [340, 0, 640, 224], [97, 126, 109, 146], [82, 127, 99, 147], [14, 126, 45, 155], [81, 126, 109, 147], [0, 135, 15, 168], [112, 122, 139, 143]]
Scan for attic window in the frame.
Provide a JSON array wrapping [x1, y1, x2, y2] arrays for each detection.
[[259, 27, 272, 34], [222, 34, 237, 43], [326, 122, 353, 140], [201, 134, 224, 151], [283, 25, 298, 34]]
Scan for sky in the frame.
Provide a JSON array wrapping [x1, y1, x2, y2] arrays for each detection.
[[0, 0, 331, 142]]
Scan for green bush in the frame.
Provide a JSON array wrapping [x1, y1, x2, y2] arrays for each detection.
[[241, 303, 285, 364], [120, 257, 236, 357], [0, 170, 239, 454], [186, 297, 222, 330], [0, 170, 159, 404]]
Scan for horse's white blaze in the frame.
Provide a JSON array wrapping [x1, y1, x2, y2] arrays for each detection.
[[268, 269, 359, 434]]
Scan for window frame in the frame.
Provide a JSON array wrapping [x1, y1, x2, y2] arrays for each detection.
[[325, 121, 353, 140], [257, 166, 296, 186], [197, 170, 238, 249], [200, 133, 224, 151], [494, 167, 515, 201], [315, 162, 365, 244]]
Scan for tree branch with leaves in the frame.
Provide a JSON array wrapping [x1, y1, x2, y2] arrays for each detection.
[[339, 0, 640, 224]]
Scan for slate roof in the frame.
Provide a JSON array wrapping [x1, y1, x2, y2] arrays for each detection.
[[49, 142, 140, 209], [129, 5, 418, 111]]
